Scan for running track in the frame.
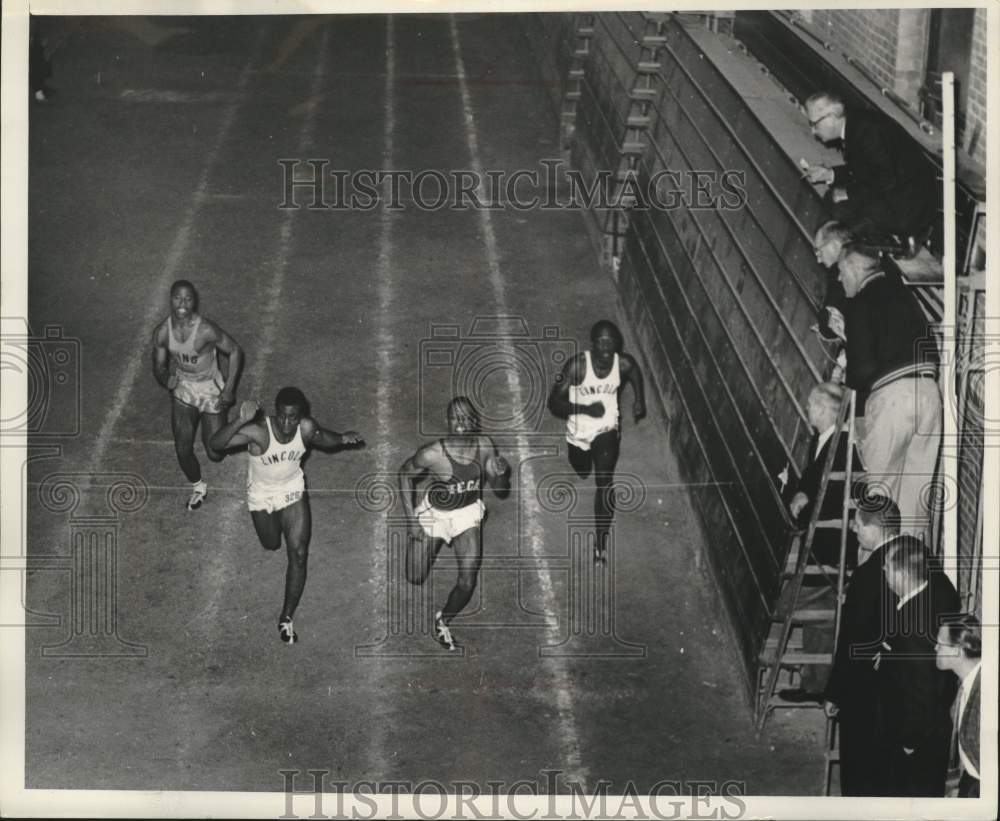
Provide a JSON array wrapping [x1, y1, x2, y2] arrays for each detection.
[[23, 14, 824, 798]]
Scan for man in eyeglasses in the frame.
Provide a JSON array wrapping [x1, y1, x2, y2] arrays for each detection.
[[800, 92, 938, 244]]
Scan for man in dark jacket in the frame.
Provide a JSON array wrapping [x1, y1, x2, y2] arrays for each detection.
[[837, 246, 941, 537], [802, 92, 939, 241], [823, 494, 901, 795], [881, 538, 960, 795], [779, 382, 863, 700]]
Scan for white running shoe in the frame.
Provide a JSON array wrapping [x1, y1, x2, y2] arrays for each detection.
[[278, 619, 297, 645], [434, 611, 456, 651], [186, 481, 207, 511]]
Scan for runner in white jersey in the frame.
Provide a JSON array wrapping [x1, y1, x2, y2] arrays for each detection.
[[210, 387, 364, 644], [152, 280, 244, 510], [549, 320, 646, 564], [398, 396, 510, 651]]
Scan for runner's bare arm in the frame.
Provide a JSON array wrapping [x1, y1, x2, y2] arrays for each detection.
[[482, 437, 511, 498], [209, 400, 265, 450], [299, 417, 365, 451], [397, 443, 440, 527], [205, 320, 243, 407], [547, 355, 602, 418], [151, 323, 174, 390], [620, 353, 646, 422]]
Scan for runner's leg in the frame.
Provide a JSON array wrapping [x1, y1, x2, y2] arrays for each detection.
[[200, 410, 227, 462], [440, 523, 482, 621], [405, 523, 443, 585], [568, 442, 593, 479], [591, 430, 621, 559], [251, 509, 283, 551], [171, 399, 202, 483], [278, 495, 312, 622]]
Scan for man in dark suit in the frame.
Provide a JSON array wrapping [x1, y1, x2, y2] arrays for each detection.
[[780, 382, 864, 701], [881, 538, 960, 796], [823, 495, 901, 795], [802, 91, 939, 242], [936, 614, 981, 797], [787, 381, 863, 568]]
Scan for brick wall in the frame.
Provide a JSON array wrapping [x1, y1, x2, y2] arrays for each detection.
[[965, 7, 987, 166], [808, 7, 986, 167], [811, 8, 901, 93]]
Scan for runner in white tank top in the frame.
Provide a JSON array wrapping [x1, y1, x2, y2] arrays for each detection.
[[549, 320, 646, 564], [247, 416, 307, 513], [210, 387, 364, 645], [151, 280, 244, 511], [566, 350, 621, 450]]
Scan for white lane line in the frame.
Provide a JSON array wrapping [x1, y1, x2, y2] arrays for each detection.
[[247, 34, 329, 389], [448, 16, 589, 787], [364, 13, 396, 781], [89, 33, 265, 479]]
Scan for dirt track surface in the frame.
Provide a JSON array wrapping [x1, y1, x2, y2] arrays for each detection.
[[24, 13, 824, 798]]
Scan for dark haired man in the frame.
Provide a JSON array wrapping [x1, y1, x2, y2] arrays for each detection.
[[548, 320, 645, 564], [823, 494, 902, 795], [397, 397, 510, 651], [880, 538, 959, 795], [935, 614, 981, 797], [210, 388, 363, 644], [152, 279, 244, 510]]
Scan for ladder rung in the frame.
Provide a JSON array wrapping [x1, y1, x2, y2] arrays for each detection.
[[577, 26, 594, 36], [565, 91, 581, 101], [568, 68, 584, 79], [793, 608, 835, 623], [772, 609, 835, 623], [768, 692, 826, 708], [627, 114, 651, 128], [636, 61, 661, 73], [759, 651, 832, 666], [783, 565, 840, 578], [629, 87, 658, 99], [764, 634, 803, 652], [643, 35, 667, 45], [621, 141, 645, 154]]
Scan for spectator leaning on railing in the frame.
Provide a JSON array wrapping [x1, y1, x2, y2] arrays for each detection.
[[836, 244, 941, 537], [801, 91, 939, 245]]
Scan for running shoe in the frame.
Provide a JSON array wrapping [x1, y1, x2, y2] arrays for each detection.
[[433, 611, 456, 651], [278, 618, 297, 645], [187, 481, 207, 511]]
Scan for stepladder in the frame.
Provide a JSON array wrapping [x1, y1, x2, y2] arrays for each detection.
[[755, 389, 864, 794]]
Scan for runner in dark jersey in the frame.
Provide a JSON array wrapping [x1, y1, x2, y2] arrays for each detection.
[[398, 396, 510, 650]]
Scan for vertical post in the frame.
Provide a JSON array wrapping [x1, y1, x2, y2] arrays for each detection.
[[941, 72, 957, 586]]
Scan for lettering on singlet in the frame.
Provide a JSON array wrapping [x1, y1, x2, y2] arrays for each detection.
[[427, 439, 483, 511]]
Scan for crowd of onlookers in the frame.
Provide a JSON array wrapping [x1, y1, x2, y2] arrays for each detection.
[[782, 92, 981, 797]]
